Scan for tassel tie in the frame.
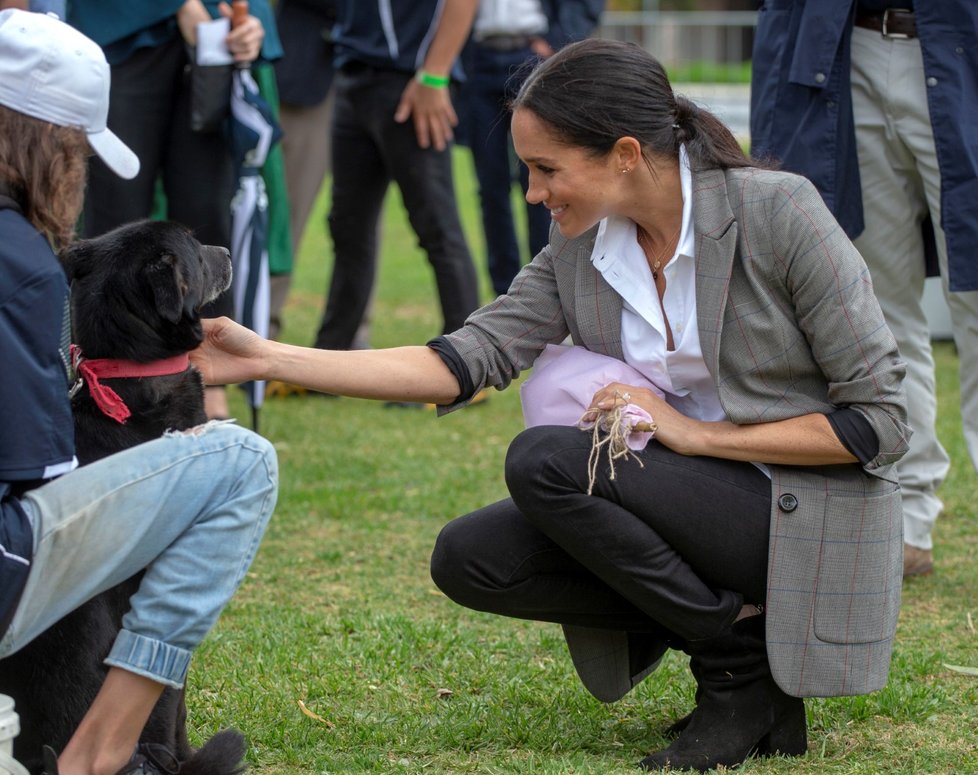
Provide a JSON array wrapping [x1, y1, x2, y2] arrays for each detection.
[[577, 398, 657, 495]]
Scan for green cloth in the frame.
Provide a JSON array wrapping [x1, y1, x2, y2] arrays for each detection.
[[253, 63, 294, 276]]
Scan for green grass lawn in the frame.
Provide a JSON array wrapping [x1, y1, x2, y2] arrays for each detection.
[[195, 151, 978, 773]]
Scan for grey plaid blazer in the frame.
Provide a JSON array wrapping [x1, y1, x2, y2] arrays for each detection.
[[442, 167, 910, 699]]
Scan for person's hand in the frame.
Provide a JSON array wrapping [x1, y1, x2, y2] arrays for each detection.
[[219, 1, 265, 63], [586, 381, 699, 455], [394, 79, 457, 151], [529, 37, 555, 59], [191, 317, 266, 386]]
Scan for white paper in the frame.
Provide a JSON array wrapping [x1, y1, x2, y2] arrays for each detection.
[[196, 18, 234, 65]]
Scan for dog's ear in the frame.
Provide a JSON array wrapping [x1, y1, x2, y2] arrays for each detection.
[[146, 253, 190, 324], [59, 240, 96, 282]]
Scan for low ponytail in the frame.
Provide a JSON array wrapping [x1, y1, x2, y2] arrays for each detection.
[[514, 39, 765, 173], [673, 94, 755, 170]]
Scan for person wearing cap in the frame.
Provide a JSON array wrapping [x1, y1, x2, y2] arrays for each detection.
[[66, 0, 281, 421], [0, 10, 278, 775]]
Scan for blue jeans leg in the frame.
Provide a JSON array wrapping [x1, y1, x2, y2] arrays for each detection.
[[467, 46, 532, 295], [1, 422, 278, 688]]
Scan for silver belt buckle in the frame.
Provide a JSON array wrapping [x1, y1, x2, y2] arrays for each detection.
[[881, 8, 912, 39]]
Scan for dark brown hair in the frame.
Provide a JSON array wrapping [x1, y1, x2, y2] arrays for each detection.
[[0, 105, 88, 249], [512, 38, 756, 173]]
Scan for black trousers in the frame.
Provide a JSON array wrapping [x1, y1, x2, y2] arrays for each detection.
[[430, 425, 772, 642], [82, 36, 236, 320], [314, 65, 480, 349]]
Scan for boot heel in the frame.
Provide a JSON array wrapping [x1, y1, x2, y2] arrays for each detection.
[[757, 696, 807, 757]]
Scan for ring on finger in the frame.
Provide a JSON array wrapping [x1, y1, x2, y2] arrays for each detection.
[[620, 391, 631, 402]]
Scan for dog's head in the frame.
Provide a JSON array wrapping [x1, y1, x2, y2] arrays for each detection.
[[61, 219, 232, 361]]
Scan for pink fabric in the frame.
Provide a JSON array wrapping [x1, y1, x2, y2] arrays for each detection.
[[519, 344, 666, 450]]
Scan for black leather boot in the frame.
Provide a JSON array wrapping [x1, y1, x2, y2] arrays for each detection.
[[640, 613, 807, 772]]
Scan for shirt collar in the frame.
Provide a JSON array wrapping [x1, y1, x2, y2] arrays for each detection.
[[591, 143, 694, 265]]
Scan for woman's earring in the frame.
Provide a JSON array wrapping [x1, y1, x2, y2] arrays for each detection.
[[620, 167, 631, 174]]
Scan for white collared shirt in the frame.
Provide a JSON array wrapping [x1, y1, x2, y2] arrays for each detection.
[[589, 146, 726, 423], [473, 0, 548, 40]]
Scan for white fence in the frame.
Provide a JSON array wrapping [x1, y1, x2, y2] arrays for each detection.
[[598, 10, 758, 68]]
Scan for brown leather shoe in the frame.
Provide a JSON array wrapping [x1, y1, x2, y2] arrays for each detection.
[[903, 544, 934, 578]]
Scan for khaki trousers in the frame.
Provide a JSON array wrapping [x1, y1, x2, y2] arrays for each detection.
[[851, 27, 978, 549]]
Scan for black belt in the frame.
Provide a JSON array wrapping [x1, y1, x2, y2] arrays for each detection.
[[477, 34, 534, 52], [854, 8, 917, 39]]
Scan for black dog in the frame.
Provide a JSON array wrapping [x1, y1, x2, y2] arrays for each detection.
[[0, 220, 245, 774]]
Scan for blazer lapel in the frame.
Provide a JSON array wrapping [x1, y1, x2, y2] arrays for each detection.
[[571, 228, 625, 360], [691, 169, 738, 382]]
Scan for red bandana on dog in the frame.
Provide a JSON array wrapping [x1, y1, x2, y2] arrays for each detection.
[[70, 344, 190, 424]]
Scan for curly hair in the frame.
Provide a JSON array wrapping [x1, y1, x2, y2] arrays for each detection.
[[0, 106, 89, 249]]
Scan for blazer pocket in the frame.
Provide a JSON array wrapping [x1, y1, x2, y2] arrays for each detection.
[[813, 486, 902, 645]]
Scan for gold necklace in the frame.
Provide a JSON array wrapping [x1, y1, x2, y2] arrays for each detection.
[[638, 223, 682, 281]]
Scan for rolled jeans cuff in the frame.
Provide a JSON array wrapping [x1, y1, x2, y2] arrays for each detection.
[[105, 628, 192, 689]]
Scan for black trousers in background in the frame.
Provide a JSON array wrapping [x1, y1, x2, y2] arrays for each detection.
[[82, 36, 236, 320], [314, 65, 481, 350], [430, 425, 772, 642]]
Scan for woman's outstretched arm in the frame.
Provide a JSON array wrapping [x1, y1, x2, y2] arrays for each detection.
[[192, 317, 463, 405]]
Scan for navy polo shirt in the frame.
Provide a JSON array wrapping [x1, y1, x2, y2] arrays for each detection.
[[334, 0, 465, 80]]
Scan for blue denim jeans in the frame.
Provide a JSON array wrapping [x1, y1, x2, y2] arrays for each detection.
[[0, 422, 277, 688], [461, 43, 552, 295]]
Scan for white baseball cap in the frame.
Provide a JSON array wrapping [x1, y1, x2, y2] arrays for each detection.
[[0, 9, 139, 179]]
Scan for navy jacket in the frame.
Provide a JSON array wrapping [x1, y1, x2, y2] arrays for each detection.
[[750, 0, 978, 291], [0, 201, 77, 639]]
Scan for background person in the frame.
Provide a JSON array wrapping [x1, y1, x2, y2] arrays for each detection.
[[269, 0, 336, 342], [458, 0, 604, 296], [750, 0, 978, 577], [192, 39, 910, 773], [266, 0, 375, 371], [0, 11, 278, 775], [310, 0, 481, 355]]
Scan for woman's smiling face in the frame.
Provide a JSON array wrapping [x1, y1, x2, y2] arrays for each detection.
[[512, 108, 620, 239]]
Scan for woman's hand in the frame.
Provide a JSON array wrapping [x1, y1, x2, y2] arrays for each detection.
[[589, 382, 860, 466], [587, 382, 702, 455], [191, 317, 267, 386], [219, 1, 265, 63], [176, 0, 264, 62]]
